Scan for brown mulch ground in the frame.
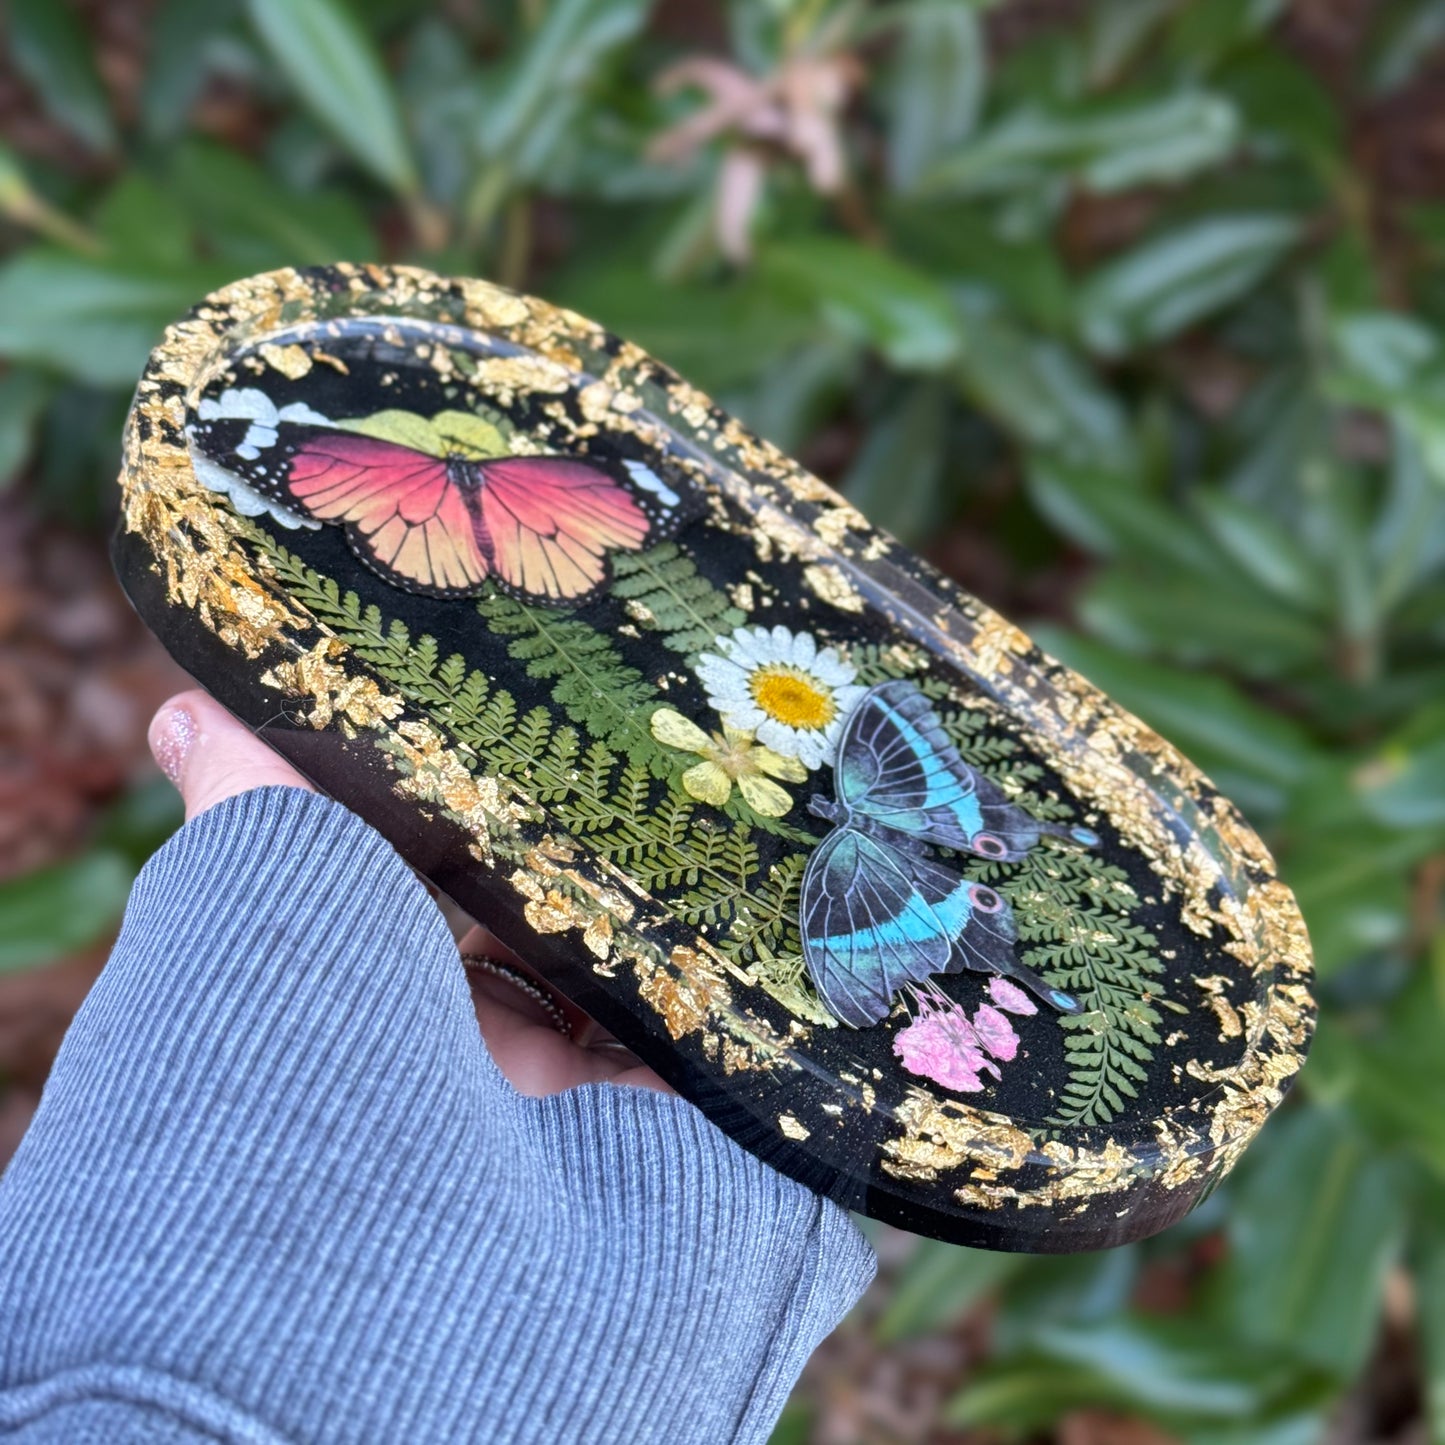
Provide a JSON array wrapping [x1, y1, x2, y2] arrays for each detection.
[[0, 500, 188, 1166]]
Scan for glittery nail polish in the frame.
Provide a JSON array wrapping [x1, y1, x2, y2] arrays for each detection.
[[153, 706, 196, 786]]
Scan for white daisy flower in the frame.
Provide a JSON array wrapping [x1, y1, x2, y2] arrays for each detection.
[[695, 624, 866, 769]]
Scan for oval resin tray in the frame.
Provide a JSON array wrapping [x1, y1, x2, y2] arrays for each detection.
[[113, 264, 1315, 1252]]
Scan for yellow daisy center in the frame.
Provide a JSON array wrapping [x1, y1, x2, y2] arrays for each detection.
[[749, 664, 835, 730]]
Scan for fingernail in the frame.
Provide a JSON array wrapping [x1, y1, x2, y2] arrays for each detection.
[[153, 705, 197, 786]]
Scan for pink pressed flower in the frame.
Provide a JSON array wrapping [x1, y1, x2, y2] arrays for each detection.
[[970, 1003, 1020, 1062], [893, 992, 998, 1092], [987, 977, 1038, 1015], [893, 1011, 985, 1091]]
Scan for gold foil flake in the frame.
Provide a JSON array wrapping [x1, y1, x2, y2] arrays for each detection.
[[664, 381, 712, 430], [577, 381, 615, 423], [471, 354, 572, 399], [812, 503, 866, 550], [583, 914, 613, 960], [632, 945, 732, 1041], [1239, 879, 1314, 981], [639, 972, 710, 1039], [779, 1113, 810, 1141], [468, 287, 530, 329], [263, 639, 405, 730], [803, 562, 865, 613], [883, 1091, 1036, 1183], [259, 342, 313, 379], [525, 888, 590, 935], [968, 613, 1035, 682], [753, 504, 824, 564], [383, 717, 532, 859], [1194, 974, 1244, 1040]]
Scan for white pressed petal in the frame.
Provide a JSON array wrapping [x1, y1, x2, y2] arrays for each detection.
[[720, 699, 766, 732], [790, 630, 817, 667], [811, 647, 856, 686], [198, 387, 278, 425], [697, 657, 750, 703], [794, 731, 827, 769], [770, 623, 793, 653], [754, 717, 792, 756], [713, 681, 755, 714], [734, 624, 770, 656]]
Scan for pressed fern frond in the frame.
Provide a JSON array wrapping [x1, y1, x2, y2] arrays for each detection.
[[475, 590, 666, 770], [609, 542, 745, 657]]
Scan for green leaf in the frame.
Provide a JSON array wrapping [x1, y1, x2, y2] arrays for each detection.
[[760, 237, 961, 371], [990, 1248, 1139, 1356], [922, 91, 1240, 198], [1194, 490, 1328, 611], [1213, 1107, 1408, 1378], [1165, 0, 1290, 63], [1285, 816, 1426, 976], [94, 174, 195, 267], [142, 0, 242, 141], [552, 266, 817, 393], [0, 371, 51, 490], [1220, 46, 1342, 171], [94, 777, 185, 867], [171, 142, 375, 266], [1031, 628, 1319, 817], [1357, 734, 1445, 829], [875, 1239, 1025, 1342], [0, 850, 133, 975], [7, 0, 116, 154], [476, 0, 650, 179], [1072, 566, 1329, 679], [842, 382, 947, 544], [956, 312, 1132, 469], [0, 253, 233, 387], [949, 1315, 1322, 1428], [247, 0, 419, 195], [1078, 214, 1302, 356], [1329, 310, 1445, 487], [1413, 1195, 1445, 1445], [881, 2, 986, 193], [1368, 0, 1445, 96], [885, 204, 1073, 330], [1372, 423, 1445, 614], [1311, 970, 1445, 1178]]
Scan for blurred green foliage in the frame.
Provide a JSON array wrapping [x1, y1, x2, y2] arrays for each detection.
[[2, 0, 1444, 1438]]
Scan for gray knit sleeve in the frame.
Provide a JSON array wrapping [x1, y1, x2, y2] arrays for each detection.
[[0, 787, 874, 1443]]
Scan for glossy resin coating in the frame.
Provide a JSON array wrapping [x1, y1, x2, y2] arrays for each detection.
[[113, 265, 1314, 1251]]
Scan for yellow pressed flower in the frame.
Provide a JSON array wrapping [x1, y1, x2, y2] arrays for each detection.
[[649, 707, 806, 818], [748, 663, 836, 729]]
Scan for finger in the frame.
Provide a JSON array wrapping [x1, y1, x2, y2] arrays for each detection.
[[149, 690, 314, 822], [458, 924, 671, 1096]]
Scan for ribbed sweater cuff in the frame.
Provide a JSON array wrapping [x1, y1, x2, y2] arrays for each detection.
[[0, 786, 874, 1443]]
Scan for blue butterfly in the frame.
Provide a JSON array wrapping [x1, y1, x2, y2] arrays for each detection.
[[800, 679, 1097, 1028]]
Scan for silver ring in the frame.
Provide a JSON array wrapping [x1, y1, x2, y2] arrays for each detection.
[[460, 954, 572, 1038]]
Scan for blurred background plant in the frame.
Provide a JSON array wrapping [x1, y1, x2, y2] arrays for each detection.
[[2, 0, 1444, 1440]]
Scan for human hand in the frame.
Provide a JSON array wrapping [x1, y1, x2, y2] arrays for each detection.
[[148, 689, 669, 1098]]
